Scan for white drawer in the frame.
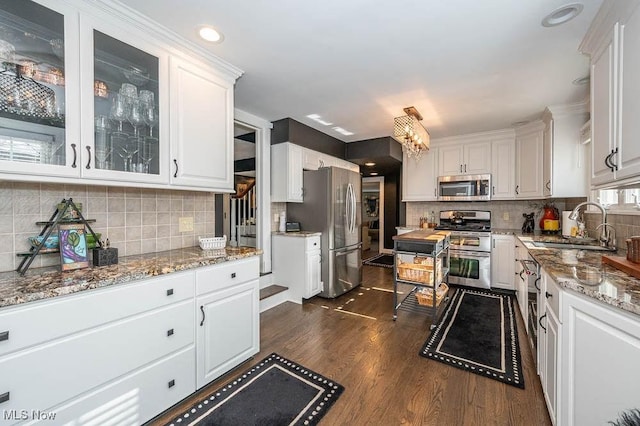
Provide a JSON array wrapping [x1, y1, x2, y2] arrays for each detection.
[[19, 346, 196, 426], [196, 257, 259, 295], [305, 235, 321, 251], [0, 300, 194, 417], [0, 270, 195, 357]]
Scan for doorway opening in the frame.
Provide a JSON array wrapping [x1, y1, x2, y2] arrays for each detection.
[[362, 176, 384, 256]]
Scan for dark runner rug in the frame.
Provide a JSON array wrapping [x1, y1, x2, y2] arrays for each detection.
[[165, 353, 344, 426], [419, 287, 524, 389], [362, 253, 394, 268]]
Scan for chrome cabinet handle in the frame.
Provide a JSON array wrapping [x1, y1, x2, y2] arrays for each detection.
[[539, 314, 547, 332], [200, 305, 205, 326], [71, 143, 77, 168], [0, 392, 8, 404], [85, 146, 92, 169], [173, 159, 178, 178], [0, 331, 8, 342]]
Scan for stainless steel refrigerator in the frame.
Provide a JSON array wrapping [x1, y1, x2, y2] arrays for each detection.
[[287, 167, 362, 298]]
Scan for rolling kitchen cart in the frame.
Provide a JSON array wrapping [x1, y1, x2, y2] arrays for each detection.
[[392, 230, 450, 328]]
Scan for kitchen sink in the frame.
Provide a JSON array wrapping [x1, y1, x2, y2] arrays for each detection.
[[531, 241, 616, 252]]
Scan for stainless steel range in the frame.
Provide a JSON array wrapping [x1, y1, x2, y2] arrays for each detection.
[[436, 210, 491, 289]]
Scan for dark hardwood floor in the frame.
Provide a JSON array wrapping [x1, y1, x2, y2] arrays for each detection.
[[150, 263, 552, 425]]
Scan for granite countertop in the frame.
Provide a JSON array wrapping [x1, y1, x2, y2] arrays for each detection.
[[393, 229, 450, 241], [495, 230, 640, 317], [0, 246, 262, 310], [272, 231, 322, 237]]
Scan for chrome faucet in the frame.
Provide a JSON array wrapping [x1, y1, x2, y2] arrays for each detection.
[[569, 201, 615, 248]]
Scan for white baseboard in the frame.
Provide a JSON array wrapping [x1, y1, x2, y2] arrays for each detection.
[[259, 273, 273, 289], [259, 288, 291, 313]]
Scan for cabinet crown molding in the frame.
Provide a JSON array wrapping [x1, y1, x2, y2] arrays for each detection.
[[431, 128, 515, 147], [580, 0, 639, 54], [544, 101, 589, 117]]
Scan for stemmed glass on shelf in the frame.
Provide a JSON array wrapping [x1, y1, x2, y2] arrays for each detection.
[[139, 90, 158, 173]]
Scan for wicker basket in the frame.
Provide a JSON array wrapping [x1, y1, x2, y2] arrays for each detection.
[[397, 260, 442, 284], [415, 283, 449, 307], [199, 235, 227, 250]]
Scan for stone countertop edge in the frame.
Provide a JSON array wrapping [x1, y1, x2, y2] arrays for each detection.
[[271, 231, 322, 237], [498, 230, 640, 317], [0, 246, 262, 310]]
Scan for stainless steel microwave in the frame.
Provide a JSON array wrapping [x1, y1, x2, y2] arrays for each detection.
[[438, 174, 491, 201]]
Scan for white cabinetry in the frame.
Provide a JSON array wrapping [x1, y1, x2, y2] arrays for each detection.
[[515, 122, 545, 199], [490, 138, 516, 199], [272, 142, 304, 202], [582, 2, 640, 187], [169, 56, 235, 190], [541, 106, 590, 198], [561, 289, 640, 426], [513, 240, 529, 321], [402, 148, 439, 201], [0, 271, 196, 425], [491, 234, 514, 290], [539, 269, 561, 425], [272, 233, 322, 301], [438, 142, 490, 176], [195, 257, 260, 389]]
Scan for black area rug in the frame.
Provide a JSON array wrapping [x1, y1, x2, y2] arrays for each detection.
[[420, 287, 524, 389], [165, 353, 344, 426], [362, 253, 394, 268]]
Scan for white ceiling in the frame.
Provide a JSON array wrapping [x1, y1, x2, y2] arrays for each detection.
[[121, 0, 602, 142]]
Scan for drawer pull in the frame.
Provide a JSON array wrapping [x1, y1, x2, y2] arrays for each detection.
[[231, 272, 236, 278], [168, 380, 175, 388], [0, 331, 8, 342], [0, 392, 9, 404], [545, 291, 552, 299], [166, 288, 174, 296], [200, 305, 205, 326], [167, 329, 174, 337]]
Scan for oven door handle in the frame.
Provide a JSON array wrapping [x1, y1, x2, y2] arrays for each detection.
[[449, 250, 490, 257]]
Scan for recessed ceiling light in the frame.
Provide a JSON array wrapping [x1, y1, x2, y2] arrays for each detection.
[[364, 162, 376, 166], [306, 114, 333, 126], [198, 26, 224, 43], [572, 76, 590, 85], [332, 126, 354, 136], [370, 172, 379, 176], [541, 3, 584, 27]]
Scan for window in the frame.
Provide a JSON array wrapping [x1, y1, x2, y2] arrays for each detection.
[[596, 187, 640, 212]]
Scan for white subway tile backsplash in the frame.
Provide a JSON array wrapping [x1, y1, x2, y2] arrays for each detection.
[[0, 182, 216, 272]]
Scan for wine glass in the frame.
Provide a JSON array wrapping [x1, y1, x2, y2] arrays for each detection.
[[127, 98, 143, 137], [117, 139, 138, 172], [110, 94, 128, 133], [142, 102, 158, 139]]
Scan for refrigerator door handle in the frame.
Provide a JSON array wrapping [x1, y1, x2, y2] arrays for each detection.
[[335, 243, 362, 256], [348, 183, 356, 233]]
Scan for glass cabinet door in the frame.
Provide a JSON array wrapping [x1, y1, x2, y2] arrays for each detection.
[[0, 0, 72, 171], [92, 31, 160, 176]]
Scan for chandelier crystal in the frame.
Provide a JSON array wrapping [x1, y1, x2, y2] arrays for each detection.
[[393, 106, 430, 160]]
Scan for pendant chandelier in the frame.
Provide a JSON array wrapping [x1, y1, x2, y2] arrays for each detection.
[[393, 106, 430, 160]]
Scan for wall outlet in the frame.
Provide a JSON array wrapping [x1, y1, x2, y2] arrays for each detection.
[[503, 212, 510, 221], [178, 216, 194, 233]]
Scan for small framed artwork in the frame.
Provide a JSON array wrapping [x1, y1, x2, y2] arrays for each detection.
[[58, 223, 90, 271]]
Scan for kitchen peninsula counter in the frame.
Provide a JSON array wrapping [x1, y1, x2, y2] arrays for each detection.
[[0, 246, 262, 309], [493, 229, 640, 317]]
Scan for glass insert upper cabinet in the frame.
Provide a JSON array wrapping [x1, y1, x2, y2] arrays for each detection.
[[81, 17, 167, 183], [0, 0, 80, 177]]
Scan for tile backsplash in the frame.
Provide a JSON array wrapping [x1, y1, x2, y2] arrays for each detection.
[[0, 181, 216, 273]]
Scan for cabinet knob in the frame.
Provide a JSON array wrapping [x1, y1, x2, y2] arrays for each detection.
[[166, 288, 174, 296], [0, 331, 8, 342], [545, 291, 552, 299], [0, 392, 9, 404], [167, 328, 174, 337], [231, 272, 236, 278], [168, 380, 175, 388]]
